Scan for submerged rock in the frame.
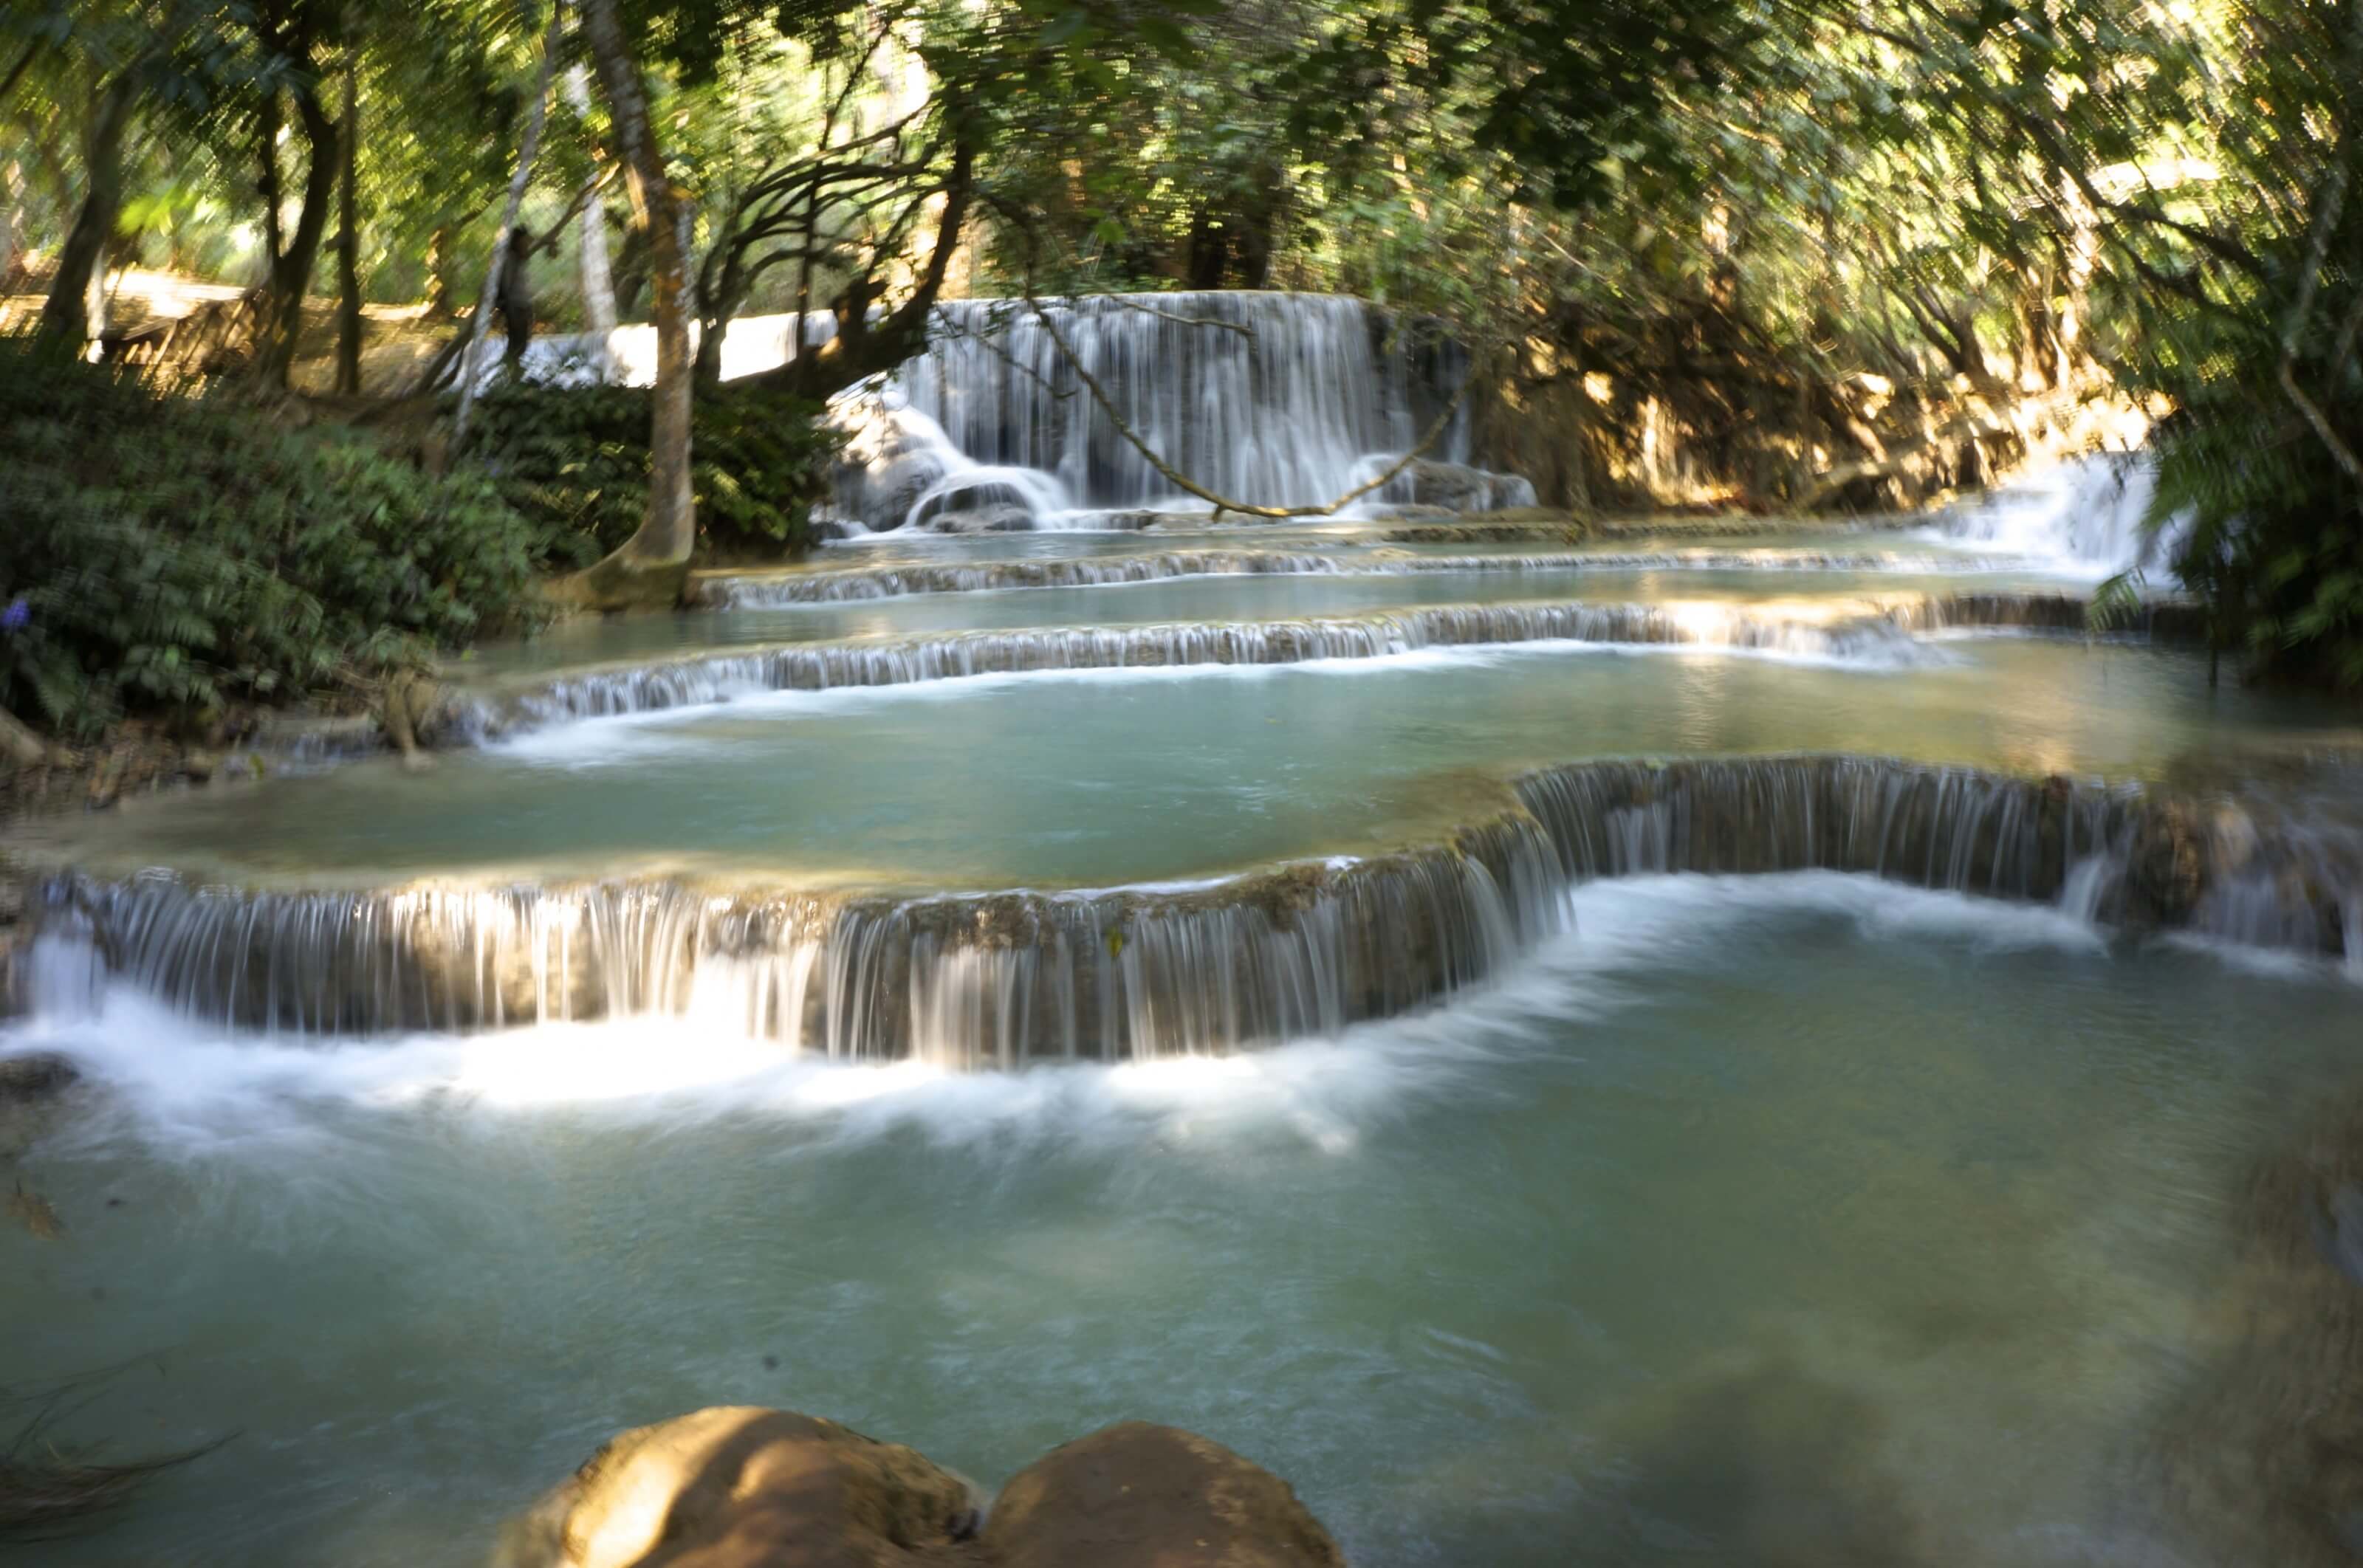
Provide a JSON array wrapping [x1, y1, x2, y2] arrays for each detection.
[[497, 1406, 982, 1568], [982, 1422, 1345, 1568], [499, 1410, 1344, 1568], [0, 1051, 80, 1103], [2154, 1092, 2363, 1568]]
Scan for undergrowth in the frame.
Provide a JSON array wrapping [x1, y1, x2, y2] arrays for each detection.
[[467, 382, 839, 567], [0, 340, 549, 740]]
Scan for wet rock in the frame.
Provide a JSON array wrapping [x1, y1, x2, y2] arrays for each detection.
[[496, 1406, 982, 1568], [921, 504, 1034, 535], [0, 1051, 80, 1103], [1592, 1357, 1926, 1568], [1375, 459, 1532, 515], [2119, 800, 2209, 926], [500, 1413, 1343, 1568], [981, 1422, 1345, 1568]]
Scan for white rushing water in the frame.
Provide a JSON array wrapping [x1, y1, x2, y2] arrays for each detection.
[[830, 294, 1533, 530], [1930, 450, 2192, 577]]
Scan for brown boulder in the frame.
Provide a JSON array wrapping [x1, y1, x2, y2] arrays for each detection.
[[981, 1422, 1345, 1568], [499, 1407, 984, 1568]]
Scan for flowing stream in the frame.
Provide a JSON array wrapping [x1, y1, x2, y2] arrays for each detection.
[[7, 295, 2363, 1567]]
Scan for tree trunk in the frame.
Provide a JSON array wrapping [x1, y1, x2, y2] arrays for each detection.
[[334, 45, 363, 394], [563, 64, 618, 346], [692, 242, 741, 389], [256, 83, 341, 386], [452, 0, 563, 444], [498, 225, 535, 368], [570, 0, 697, 608], [1, 159, 21, 288], [38, 71, 140, 352], [258, 88, 284, 278]]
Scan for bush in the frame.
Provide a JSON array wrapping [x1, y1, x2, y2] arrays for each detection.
[[467, 382, 840, 567], [0, 342, 549, 740], [2152, 410, 2363, 693]]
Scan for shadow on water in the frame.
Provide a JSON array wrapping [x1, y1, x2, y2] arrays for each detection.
[[2153, 1090, 2363, 1568]]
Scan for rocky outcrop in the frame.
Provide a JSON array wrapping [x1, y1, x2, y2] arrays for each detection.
[[500, 1411, 1344, 1568], [498, 1408, 982, 1568], [981, 1422, 1345, 1568]]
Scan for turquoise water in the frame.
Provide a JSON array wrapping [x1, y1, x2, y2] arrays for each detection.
[[4, 875, 2354, 1566], [7, 522, 2359, 1567], [36, 635, 2351, 889]]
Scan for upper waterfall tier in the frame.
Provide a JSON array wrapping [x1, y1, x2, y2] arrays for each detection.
[[831, 293, 1536, 530]]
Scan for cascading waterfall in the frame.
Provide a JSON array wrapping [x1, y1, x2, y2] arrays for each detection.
[[442, 592, 2197, 738], [829, 293, 1534, 530], [41, 757, 2359, 1064], [439, 601, 1947, 737], [1935, 451, 2193, 575], [51, 814, 1563, 1061], [694, 549, 2046, 608]]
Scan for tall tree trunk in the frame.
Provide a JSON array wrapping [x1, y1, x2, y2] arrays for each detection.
[[451, 0, 564, 447], [258, 88, 284, 278], [572, 0, 698, 608], [1, 159, 21, 287], [334, 45, 363, 394], [256, 83, 341, 386], [692, 241, 741, 389], [38, 70, 140, 351], [563, 64, 618, 346]]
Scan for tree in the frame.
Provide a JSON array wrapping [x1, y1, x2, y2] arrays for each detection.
[[565, 0, 699, 607]]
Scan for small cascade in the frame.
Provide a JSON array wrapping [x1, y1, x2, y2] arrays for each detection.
[[699, 552, 1353, 605], [444, 602, 1948, 737], [696, 549, 2045, 608], [1876, 591, 2206, 642], [828, 293, 1532, 529], [1935, 452, 2192, 576], [50, 814, 1563, 1060], [448, 592, 2209, 736], [41, 758, 2358, 1062], [1514, 757, 2135, 901]]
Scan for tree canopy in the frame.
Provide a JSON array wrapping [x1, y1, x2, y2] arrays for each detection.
[[1, 0, 2358, 677]]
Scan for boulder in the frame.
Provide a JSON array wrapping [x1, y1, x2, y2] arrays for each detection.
[[921, 504, 1035, 535], [981, 1422, 1345, 1568], [0, 1051, 80, 1103], [499, 1408, 984, 1568], [500, 1414, 1346, 1568]]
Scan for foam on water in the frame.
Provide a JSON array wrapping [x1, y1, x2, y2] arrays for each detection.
[[1931, 451, 2192, 577], [1, 873, 2127, 1161]]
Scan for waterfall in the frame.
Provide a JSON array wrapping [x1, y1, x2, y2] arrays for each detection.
[[1935, 451, 2192, 576], [445, 592, 2200, 738], [40, 757, 2359, 1062], [442, 601, 1956, 738], [695, 549, 2040, 608], [49, 814, 1563, 1061], [829, 293, 1532, 531]]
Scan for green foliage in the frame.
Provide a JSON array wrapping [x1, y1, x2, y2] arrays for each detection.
[[2156, 419, 2363, 690], [0, 341, 548, 739], [469, 381, 839, 563]]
